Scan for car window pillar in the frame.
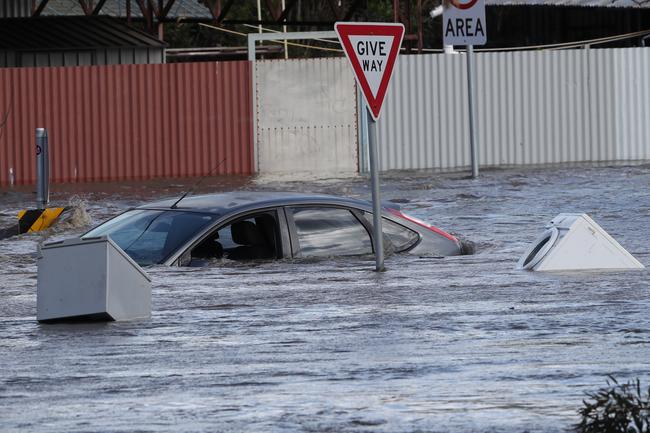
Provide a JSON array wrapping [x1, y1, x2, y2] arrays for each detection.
[[276, 207, 293, 259], [284, 207, 301, 258]]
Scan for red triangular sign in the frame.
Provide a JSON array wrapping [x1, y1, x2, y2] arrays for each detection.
[[335, 22, 404, 120]]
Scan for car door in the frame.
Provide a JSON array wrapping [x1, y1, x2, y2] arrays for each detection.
[[285, 206, 374, 258]]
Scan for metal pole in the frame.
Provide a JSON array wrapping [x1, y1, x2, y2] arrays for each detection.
[[35, 128, 49, 210], [358, 87, 369, 174], [367, 108, 385, 272], [281, 0, 288, 59], [466, 44, 479, 178]]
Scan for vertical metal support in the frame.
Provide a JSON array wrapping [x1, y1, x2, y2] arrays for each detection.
[[357, 87, 369, 174], [417, 0, 423, 53], [466, 45, 479, 178], [281, 0, 288, 59], [248, 37, 258, 173], [367, 108, 385, 272], [36, 128, 49, 210]]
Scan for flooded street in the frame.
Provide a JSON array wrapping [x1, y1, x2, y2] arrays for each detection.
[[1, 165, 650, 433]]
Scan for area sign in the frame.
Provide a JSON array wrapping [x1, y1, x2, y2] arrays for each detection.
[[335, 22, 405, 120], [443, 0, 487, 46]]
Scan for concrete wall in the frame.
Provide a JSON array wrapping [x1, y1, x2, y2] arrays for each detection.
[[255, 58, 358, 178]]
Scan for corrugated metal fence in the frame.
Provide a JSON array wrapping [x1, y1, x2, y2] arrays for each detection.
[[2, 49, 647, 186], [0, 62, 253, 186], [378, 48, 650, 171]]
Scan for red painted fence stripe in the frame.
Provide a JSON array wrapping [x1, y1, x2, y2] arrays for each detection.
[[0, 61, 253, 186]]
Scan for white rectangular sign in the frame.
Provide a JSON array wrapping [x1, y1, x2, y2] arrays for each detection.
[[443, 0, 487, 46]]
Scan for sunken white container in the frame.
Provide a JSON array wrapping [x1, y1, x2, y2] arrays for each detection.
[[518, 213, 644, 272], [37, 236, 151, 322]]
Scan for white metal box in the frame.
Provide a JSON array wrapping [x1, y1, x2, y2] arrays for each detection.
[[37, 236, 151, 322], [518, 213, 644, 272]]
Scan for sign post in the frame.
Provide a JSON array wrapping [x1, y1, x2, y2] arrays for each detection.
[[466, 44, 478, 178], [335, 22, 404, 272], [366, 109, 384, 271], [443, 0, 487, 178]]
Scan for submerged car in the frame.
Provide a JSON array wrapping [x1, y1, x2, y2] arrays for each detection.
[[82, 192, 467, 267]]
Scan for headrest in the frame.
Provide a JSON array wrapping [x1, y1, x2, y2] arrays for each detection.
[[231, 220, 265, 246], [192, 237, 223, 258]]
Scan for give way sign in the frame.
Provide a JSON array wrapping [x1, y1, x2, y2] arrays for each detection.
[[335, 22, 405, 120]]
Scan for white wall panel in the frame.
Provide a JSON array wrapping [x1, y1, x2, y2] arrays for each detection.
[[614, 49, 650, 161], [378, 48, 650, 171], [254, 49, 649, 176], [255, 58, 358, 177]]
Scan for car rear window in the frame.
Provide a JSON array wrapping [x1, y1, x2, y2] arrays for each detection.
[[84, 209, 215, 265], [363, 212, 420, 252]]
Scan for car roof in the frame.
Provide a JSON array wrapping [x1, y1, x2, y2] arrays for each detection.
[[137, 191, 373, 216]]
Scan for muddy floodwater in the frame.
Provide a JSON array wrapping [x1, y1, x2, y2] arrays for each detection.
[[1, 165, 650, 433]]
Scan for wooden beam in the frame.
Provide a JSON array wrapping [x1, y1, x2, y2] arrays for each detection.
[[263, 0, 282, 21], [32, 0, 50, 16], [325, 0, 342, 21], [277, 0, 298, 22], [78, 0, 92, 15], [342, 0, 363, 21], [92, 0, 109, 15], [135, 0, 147, 16], [135, 0, 154, 33], [204, 0, 218, 21], [161, 0, 178, 18], [214, 0, 236, 23], [147, 0, 160, 17]]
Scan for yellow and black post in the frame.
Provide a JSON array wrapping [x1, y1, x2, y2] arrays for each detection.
[[17, 207, 67, 234], [0, 128, 67, 240], [20, 128, 66, 233]]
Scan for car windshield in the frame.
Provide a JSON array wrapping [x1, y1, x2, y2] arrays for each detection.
[[83, 209, 216, 266]]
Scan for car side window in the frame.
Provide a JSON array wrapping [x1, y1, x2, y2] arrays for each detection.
[[188, 211, 279, 265], [289, 207, 372, 257], [362, 212, 420, 252]]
